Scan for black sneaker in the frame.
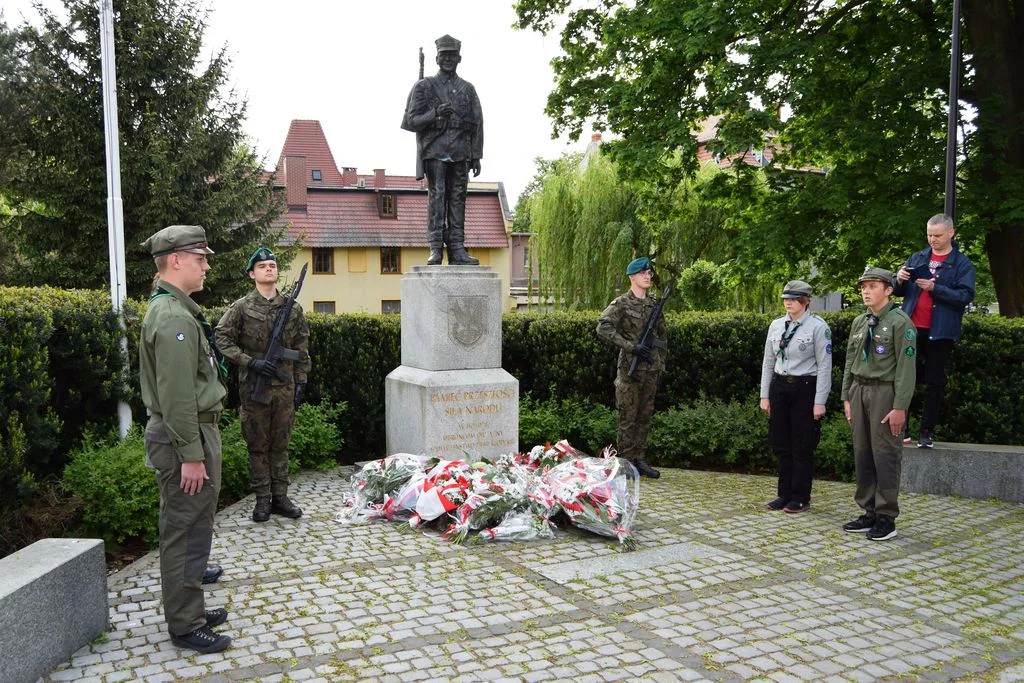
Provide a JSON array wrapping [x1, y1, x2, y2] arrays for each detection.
[[766, 496, 787, 511], [842, 514, 876, 532], [205, 608, 228, 628], [783, 501, 810, 513], [171, 625, 231, 653], [867, 517, 898, 541], [917, 431, 934, 449]]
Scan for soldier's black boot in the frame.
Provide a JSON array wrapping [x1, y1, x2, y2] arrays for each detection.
[[447, 245, 479, 266], [271, 494, 303, 519], [632, 459, 661, 479], [252, 495, 271, 522], [427, 248, 444, 265]]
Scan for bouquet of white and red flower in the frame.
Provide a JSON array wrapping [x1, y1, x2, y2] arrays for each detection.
[[544, 447, 640, 550], [337, 453, 424, 524], [442, 461, 530, 544], [407, 459, 475, 528], [473, 510, 556, 543]]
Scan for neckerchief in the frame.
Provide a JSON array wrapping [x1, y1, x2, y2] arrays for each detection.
[[777, 319, 801, 360], [152, 286, 229, 378]]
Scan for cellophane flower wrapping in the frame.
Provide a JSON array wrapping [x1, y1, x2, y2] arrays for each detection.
[[337, 453, 424, 524], [475, 510, 555, 543], [442, 461, 531, 544], [408, 459, 475, 528], [544, 448, 640, 549]]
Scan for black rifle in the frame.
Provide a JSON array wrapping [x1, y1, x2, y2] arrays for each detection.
[[418, 46, 425, 80], [627, 276, 676, 379], [250, 262, 308, 405]]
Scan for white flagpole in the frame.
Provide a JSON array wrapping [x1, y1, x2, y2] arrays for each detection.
[[99, 0, 132, 438]]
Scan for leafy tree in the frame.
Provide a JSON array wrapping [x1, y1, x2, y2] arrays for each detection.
[[0, 0, 282, 303], [514, 0, 1023, 316]]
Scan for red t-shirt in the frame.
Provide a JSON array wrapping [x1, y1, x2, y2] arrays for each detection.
[[911, 250, 950, 329]]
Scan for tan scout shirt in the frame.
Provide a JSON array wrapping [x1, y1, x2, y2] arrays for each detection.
[[139, 280, 226, 462], [214, 288, 311, 386], [596, 291, 668, 374], [841, 304, 917, 409]]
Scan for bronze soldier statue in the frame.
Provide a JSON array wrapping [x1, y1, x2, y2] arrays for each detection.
[[401, 34, 483, 266]]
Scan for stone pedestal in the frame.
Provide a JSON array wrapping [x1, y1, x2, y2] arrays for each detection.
[[386, 266, 518, 460]]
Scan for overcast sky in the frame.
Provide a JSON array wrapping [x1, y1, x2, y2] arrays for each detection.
[[4, 0, 582, 204]]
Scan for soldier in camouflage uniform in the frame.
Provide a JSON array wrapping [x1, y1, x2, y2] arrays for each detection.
[[140, 225, 231, 654], [596, 257, 668, 478], [215, 247, 311, 522], [841, 266, 917, 542]]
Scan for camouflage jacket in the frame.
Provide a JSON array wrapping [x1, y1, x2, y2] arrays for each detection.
[[215, 288, 311, 386], [596, 291, 668, 374]]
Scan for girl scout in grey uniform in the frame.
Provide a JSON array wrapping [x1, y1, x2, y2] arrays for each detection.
[[759, 280, 833, 513]]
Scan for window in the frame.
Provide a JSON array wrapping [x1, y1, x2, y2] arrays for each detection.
[[311, 169, 322, 181], [380, 247, 400, 274], [312, 248, 334, 274], [378, 192, 397, 218], [313, 301, 335, 314], [382, 300, 401, 314]]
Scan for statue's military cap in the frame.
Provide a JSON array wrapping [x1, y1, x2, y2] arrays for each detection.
[[435, 34, 461, 53], [142, 225, 214, 257]]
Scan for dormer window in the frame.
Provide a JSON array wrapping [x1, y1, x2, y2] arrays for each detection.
[[311, 169, 322, 181], [378, 192, 397, 218]]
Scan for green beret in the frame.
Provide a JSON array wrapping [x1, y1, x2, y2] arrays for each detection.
[[626, 257, 652, 276], [142, 225, 214, 257], [246, 247, 276, 272], [781, 280, 813, 298], [857, 266, 895, 287]]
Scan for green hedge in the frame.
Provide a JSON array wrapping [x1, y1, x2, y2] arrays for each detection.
[[3, 286, 1023, 478]]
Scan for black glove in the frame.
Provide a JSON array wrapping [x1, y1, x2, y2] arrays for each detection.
[[247, 358, 278, 378], [294, 383, 305, 410], [632, 342, 653, 363]]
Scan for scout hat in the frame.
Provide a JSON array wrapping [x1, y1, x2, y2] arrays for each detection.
[[435, 34, 461, 54], [142, 225, 214, 257], [626, 256, 653, 276], [246, 246, 276, 272], [857, 266, 895, 287], [781, 280, 813, 298]]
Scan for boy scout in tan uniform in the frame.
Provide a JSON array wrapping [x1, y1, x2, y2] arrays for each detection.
[[139, 225, 231, 653], [596, 256, 668, 478], [215, 247, 310, 522], [841, 266, 917, 541]]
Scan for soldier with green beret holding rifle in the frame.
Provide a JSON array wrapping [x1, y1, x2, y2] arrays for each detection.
[[215, 247, 310, 523], [841, 266, 917, 542], [139, 225, 231, 654], [596, 256, 669, 479]]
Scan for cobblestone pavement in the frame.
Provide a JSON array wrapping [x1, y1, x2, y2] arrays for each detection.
[[43, 468, 1023, 682]]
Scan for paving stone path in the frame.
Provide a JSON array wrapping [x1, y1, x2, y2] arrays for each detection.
[[43, 468, 1023, 682]]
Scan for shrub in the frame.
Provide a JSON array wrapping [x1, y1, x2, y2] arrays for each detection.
[[63, 427, 159, 546], [290, 400, 347, 471], [648, 395, 772, 470], [816, 412, 856, 482], [218, 412, 251, 502], [519, 393, 616, 454]]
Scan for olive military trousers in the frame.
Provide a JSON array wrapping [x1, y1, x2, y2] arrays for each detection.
[[848, 380, 902, 519], [615, 367, 659, 463], [240, 382, 296, 497], [146, 415, 221, 637]]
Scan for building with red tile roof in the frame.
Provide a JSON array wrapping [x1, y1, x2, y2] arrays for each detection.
[[270, 119, 513, 314]]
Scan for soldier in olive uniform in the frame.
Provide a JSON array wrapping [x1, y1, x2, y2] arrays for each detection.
[[759, 280, 833, 513], [140, 225, 231, 654], [401, 34, 483, 266], [215, 247, 310, 522], [596, 257, 668, 478], [841, 267, 917, 541]]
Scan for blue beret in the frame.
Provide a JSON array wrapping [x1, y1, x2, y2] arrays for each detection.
[[626, 257, 652, 276], [246, 247, 276, 272]]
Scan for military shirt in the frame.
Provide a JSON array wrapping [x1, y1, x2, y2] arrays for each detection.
[[215, 288, 311, 386], [841, 304, 917, 408], [759, 310, 833, 405], [401, 72, 484, 166], [139, 280, 227, 462], [596, 291, 669, 374]]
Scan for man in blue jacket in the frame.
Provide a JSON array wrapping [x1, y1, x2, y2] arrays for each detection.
[[894, 214, 975, 448]]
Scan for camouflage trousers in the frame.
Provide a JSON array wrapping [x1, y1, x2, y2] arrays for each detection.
[[240, 382, 296, 497], [614, 368, 660, 462]]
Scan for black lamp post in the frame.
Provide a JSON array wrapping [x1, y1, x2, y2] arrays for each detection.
[[944, 0, 962, 220]]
